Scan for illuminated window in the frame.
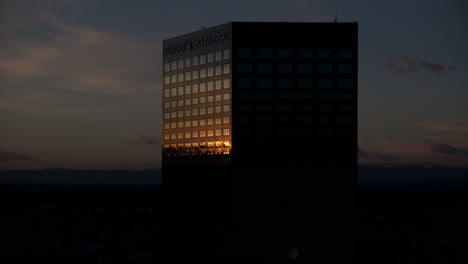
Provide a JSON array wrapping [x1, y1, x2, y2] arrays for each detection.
[[200, 131, 206, 137], [237, 63, 252, 73], [171, 88, 176, 97], [338, 49, 353, 59], [185, 72, 191, 81], [207, 53, 214, 63], [171, 61, 177, 70], [164, 89, 170, 98], [257, 79, 272, 88], [185, 58, 191, 67], [164, 113, 170, 119], [257, 63, 272, 73], [207, 82, 214, 91], [178, 100, 183, 107], [185, 85, 191, 95], [215, 129, 222, 136], [192, 131, 199, 138], [171, 133, 176, 139], [185, 121, 191, 127], [200, 119, 206, 126], [185, 143, 191, 148], [215, 95, 222, 102], [192, 70, 199, 80], [257, 48, 272, 58], [277, 79, 292, 89], [215, 106, 222, 113], [200, 55, 206, 64], [208, 96, 214, 103], [278, 48, 292, 58], [164, 76, 170, 84], [207, 67, 214, 77], [193, 56, 199, 66], [223, 117, 230, 124], [215, 66, 222, 76], [207, 107, 213, 114], [171, 101, 176, 107], [298, 49, 313, 59], [192, 109, 198, 116], [178, 73, 184, 82], [215, 118, 222, 125], [170, 112, 176, 118], [171, 122, 176, 129], [185, 110, 191, 116], [171, 74, 177, 83], [207, 142, 214, 148], [178, 121, 184, 128], [192, 120, 199, 127], [200, 97, 206, 104], [223, 141, 230, 147], [185, 99, 191, 106], [178, 111, 183, 118], [178, 133, 183, 139], [237, 48, 252, 58], [223, 93, 230, 100], [215, 80, 222, 90], [298, 64, 313, 73], [223, 49, 230, 59], [223, 105, 230, 112], [298, 79, 313, 89], [338, 79, 353, 89], [177, 59, 184, 69], [200, 69, 206, 78], [215, 51, 222, 61], [278, 64, 292, 73], [318, 49, 333, 59], [192, 98, 199, 104], [223, 129, 230, 136], [200, 108, 206, 115], [207, 119, 213, 125], [178, 86, 184, 96], [318, 64, 333, 74], [223, 64, 230, 74], [164, 102, 170, 108], [192, 84, 199, 93], [338, 64, 353, 74], [319, 79, 333, 89], [223, 79, 230, 89], [208, 130, 214, 137], [200, 83, 206, 92], [185, 132, 191, 139]]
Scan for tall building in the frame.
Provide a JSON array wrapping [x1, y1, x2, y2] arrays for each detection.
[[159, 22, 358, 263]]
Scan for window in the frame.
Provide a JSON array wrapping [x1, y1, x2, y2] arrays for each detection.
[[277, 79, 292, 89], [319, 105, 333, 112], [223, 93, 230, 100], [215, 130, 222, 136], [298, 49, 313, 59], [278, 64, 292, 73], [200, 97, 206, 104], [237, 48, 252, 58], [207, 107, 213, 114], [171, 74, 177, 83], [223, 79, 230, 89], [207, 82, 214, 91], [318, 64, 333, 74], [215, 51, 222, 61], [215, 80, 222, 90], [164, 76, 170, 84], [207, 53, 214, 63], [277, 93, 293, 100], [192, 70, 199, 80], [215, 66, 222, 76], [298, 64, 313, 73], [185, 85, 191, 94], [192, 120, 199, 127], [185, 58, 191, 67], [223, 117, 230, 124], [200, 69, 206, 78], [257, 79, 272, 88], [215, 106, 222, 113], [164, 133, 169, 139], [200, 83, 206, 92], [177, 111, 183, 118], [164, 63, 170, 72], [200, 131, 206, 137], [237, 63, 253, 73], [257, 93, 272, 100], [178, 100, 183, 107], [208, 96, 214, 103], [223, 64, 230, 74], [338, 64, 353, 74], [318, 49, 333, 59], [178, 86, 184, 96], [298, 79, 313, 89], [185, 121, 191, 128], [208, 130, 214, 137], [215, 95, 222, 102], [170, 122, 176, 129], [164, 113, 170, 119], [171, 133, 176, 139], [338, 105, 352, 112], [200, 119, 206, 126], [200, 108, 206, 115], [215, 118, 222, 125], [237, 104, 252, 112], [318, 79, 333, 89], [192, 131, 199, 138], [171, 88, 177, 97], [178, 73, 184, 82], [257, 48, 272, 58], [338, 117, 353, 124], [237, 79, 252, 88], [200, 54, 207, 64], [192, 109, 198, 115], [192, 98, 199, 104], [278, 105, 293, 112], [278, 48, 292, 58], [207, 119, 214, 125], [207, 67, 214, 77], [298, 93, 313, 100], [338, 49, 353, 59], [164, 89, 170, 98], [257, 105, 272, 112], [237, 93, 251, 100], [164, 102, 170, 108], [338, 79, 353, 89], [223, 105, 230, 112], [171, 101, 176, 107], [257, 64, 272, 73], [223, 49, 230, 60], [185, 110, 191, 116], [319, 93, 333, 100], [178, 59, 184, 69], [185, 132, 191, 139], [178, 132, 183, 139], [318, 117, 332, 124], [192, 84, 199, 93], [338, 93, 352, 101], [193, 56, 199, 66]]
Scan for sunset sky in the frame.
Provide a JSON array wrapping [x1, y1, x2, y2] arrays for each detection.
[[0, 0, 467, 169]]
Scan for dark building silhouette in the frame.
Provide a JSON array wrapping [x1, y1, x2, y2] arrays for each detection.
[[159, 22, 358, 263]]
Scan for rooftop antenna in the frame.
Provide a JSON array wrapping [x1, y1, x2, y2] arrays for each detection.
[[334, 13, 338, 23]]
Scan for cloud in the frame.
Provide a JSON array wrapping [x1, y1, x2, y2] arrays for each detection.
[[358, 146, 372, 159], [430, 144, 468, 158], [0, 150, 41, 162], [125, 136, 160, 147], [359, 146, 401, 162], [385, 56, 447, 74], [417, 123, 468, 134], [372, 153, 400, 162]]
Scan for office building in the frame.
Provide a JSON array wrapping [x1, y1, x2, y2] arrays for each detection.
[[159, 22, 358, 263]]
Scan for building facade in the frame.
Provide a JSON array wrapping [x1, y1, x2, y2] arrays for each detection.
[[159, 22, 358, 263]]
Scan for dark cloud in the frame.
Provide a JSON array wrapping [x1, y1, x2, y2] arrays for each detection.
[[359, 146, 401, 162], [372, 153, 401, 162], [0, 150, 41, 162], [358, 146, 372, 159], [125, 136, 160, 146], [430, 144, 468, 158], [385, 56, 447, 74]]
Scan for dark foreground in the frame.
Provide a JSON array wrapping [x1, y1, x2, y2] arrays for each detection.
[[1, 169, 468, 263]]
